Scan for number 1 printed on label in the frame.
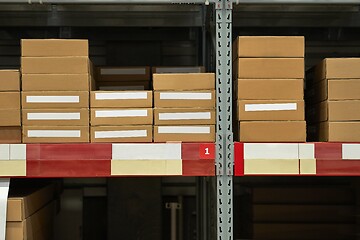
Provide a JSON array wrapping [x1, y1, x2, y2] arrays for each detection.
[[205, 148, 210, 155]]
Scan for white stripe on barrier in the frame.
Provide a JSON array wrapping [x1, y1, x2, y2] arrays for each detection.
[[244, 143, 299, 160], [299, 143, 315, 160], [10, 144, 26, 160], [342, 144, 360, 160], [0, 145, 9, 161], [112, 143, 181, 160]]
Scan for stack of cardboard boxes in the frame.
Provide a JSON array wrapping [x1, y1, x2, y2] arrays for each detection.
[[90, 90, 153, 142], [0, 70, 21, 143], [153, 73, 216, 142], [233, 36, 306, 142], [307, 58, 360, 142], [20, 39, 91, 143]]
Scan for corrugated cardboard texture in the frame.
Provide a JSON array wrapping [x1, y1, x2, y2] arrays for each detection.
[[23, 126, 90, 143], [0, 92, 20, 109], [0, 127, 21, 143], [153, 73, 215, 90], [315, 58, 360, 80], [96, 66, 150, 81], [152, 66, 205, 73], [154, 91, 215, 108], [233, 36, 304, 58], [0, 109, 21, 126], [21, 39, 88, 57], [90, 91, 152, 108], [22, 74, 90, 91], [91, 125, 152, 143], [235, 58, 304, 79], [97, 81, 150, 91], [0, 70, 20, 92], [239, 121, 306, 142], [153, 125, 215, 142], [90, 108, 153, 126], [21, 57, 89, 74], [320, 122, 360, 142], [154, 108, 215, 125], [309, 100, 360, 123], [236, 79, 304, 100], [22, 91, 89, 109], [237, 100, 304, 121], [328, 79, 360, 100], [22, 108, 89, 126]]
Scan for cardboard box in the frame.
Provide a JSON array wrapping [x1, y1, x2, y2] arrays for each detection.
[[235, 58, 304, 79], [23, 126, 89, 143], [22, 74, 90, 91], [153, 73, 215, 91], [90, 91, 152, 108], [90, 108, 153, 126], [236, 79, 304, 100], [238, 121, 306, 142], [0, 70, 20, 92], [96, 66, 150, 81], [309, 101, 360, 123], [0, 127, 21, 143], [21, 39, 88, 57], [233, 36, 304, 59], [22, 91, 89, 109], [0, 92, 20, 109], [237, 100, 304, 121], [154, 108, 215, 125], [21, 57, 89, 74], [22, 108, 89, 126], [152, 66, 205, 73], [91, 125, 152, 143], [154, 125, 215, 142], [154, 91, 215, 108], [319, 122, 360, 142], [97, 81, 150, 91], [0, 109, 21, 126], [315, 58, 360, 80]]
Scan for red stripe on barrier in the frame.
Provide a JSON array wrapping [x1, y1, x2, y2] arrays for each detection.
[[234, 142, 244, 176], [181, 143, 215, 160], [182, 159, 215, 176], [316, 160, 360, 176], [315, 143, 342, 160]]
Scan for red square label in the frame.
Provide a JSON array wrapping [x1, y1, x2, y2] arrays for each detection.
[[199, 144, 215, 159]]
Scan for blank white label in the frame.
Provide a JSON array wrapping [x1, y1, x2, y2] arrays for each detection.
[[95, 110, 148, 118], [26, 96, 80, 103], [95, 130, 147, 139], [159, 112, 211, 120], [27, 112, 81, 120], [158, 126, 210, 134], [160, 92, 212, 100], [28, 130, 81, 138], [245, 103, 297, 112], [100, 68, 146, 75], [95, 92, 148, 100]]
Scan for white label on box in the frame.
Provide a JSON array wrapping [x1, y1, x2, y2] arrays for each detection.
[[27, 112, 81, 120], [95, 110, 148, 118], [245, 103, 297, 112], [156, 67, 202, 73], [159, 112, 211, 120], [160, 92, 212, 100], [99, 86, 145, 91], [95, 92, 148, 100], [112, 143, 181, 160], [95, 130, 147, 139], [26, 96, 80, 103], [27, 130, 81, 138], [158, 126, 210, 134], [100, 68, 146, 75]]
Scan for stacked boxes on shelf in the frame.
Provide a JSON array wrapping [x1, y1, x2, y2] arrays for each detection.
[[21, 39, 91, 143], [0, 70, 21, 143], [306, 58, 360, 142], [153, 73, 216, 142], [90, 90, 153, 142], [233, 36, 306, 142]]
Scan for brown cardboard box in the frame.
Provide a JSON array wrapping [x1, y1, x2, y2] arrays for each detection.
[[153, 73, 215, 90], [22, 74, 90, 91], [0, 127, 21, 143], [90, 108, 153, 126], [154, 108, 216, 125], [154, 91, 215, 108], [21, 57, 89, 74], [152, 66, 205, 73], [237, 100, 304, 121], [96, 66, 150, 81], [236, 79, 304, 100], [233, 36, 304, 59], [23, 126, 89, 143], [309, 101, 360, 123], [319, 122, 360, 142], [22, 91, 89, 109], [235, 58, 304, 79], [22, 108, 89, 126], [91, 125, 152, 143], [21, 39, 88, 57], [0, 92, 20, 109], [154, 125, 215, 142], [315, 58, 360, 80], [239, 121, 306, 142], [0, 70, 20, 92], [0, 109, 21, 126], [90, 91, 152, 108], [97, 81, 150, 91]]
